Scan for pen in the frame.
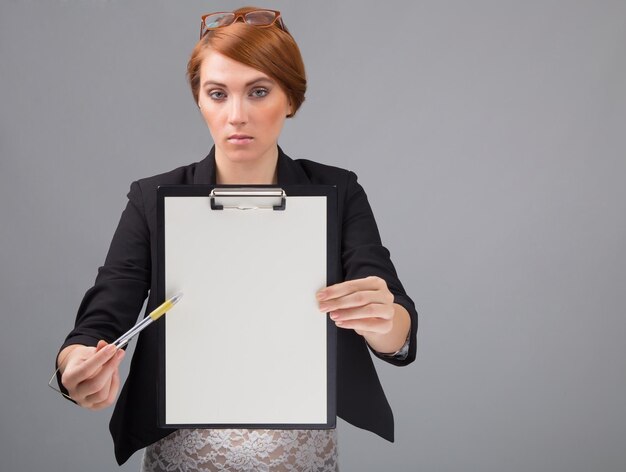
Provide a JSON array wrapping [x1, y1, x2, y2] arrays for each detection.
[[112, 292, 183, 348]]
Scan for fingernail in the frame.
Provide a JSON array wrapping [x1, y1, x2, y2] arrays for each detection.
[[335, 321, 343, 326], [316, 291, 326, 301]]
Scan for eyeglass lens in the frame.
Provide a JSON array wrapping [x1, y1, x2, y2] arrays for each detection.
[[203, 13, 235, 29], [203, 11, 277, 29], [244, 11, 277, 26]]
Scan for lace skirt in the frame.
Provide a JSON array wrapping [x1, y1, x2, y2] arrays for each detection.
[[141, 428, 338, 472]]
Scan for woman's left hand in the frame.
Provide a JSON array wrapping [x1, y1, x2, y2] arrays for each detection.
[[316, 276, 395, 337]]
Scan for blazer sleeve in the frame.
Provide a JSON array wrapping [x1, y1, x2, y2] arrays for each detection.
[[340, 170, 418, 366], [56, 181, 151, 371]]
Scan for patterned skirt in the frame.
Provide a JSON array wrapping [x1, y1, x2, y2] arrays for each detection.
[[141, 428, 338, 472]]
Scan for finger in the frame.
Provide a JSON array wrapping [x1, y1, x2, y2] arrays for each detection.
[[72, 343, 118, 381], [84, 349, 124, 397], [108, 368, 121, 405], [75, 350, 123, 399], [319, 290, 387, 312], [81, 350, 124, 408], [91, 351, 123, 410], [334, 317, 392, 334], [90, 368, 120, 411], [317, 276, 387, 302], [60, 346, 97, 390], [83, 373, 112, 408], [95, 340, 108, 352], [329, 302, 394, 321]]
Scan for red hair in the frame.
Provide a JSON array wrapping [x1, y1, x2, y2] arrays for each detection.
[[187, 6, 306, 117]]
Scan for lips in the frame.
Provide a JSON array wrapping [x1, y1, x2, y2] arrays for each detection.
[[228, 134, 253, 145]]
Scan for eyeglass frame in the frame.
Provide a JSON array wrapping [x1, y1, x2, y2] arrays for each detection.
[[48, 364, 74, 401], [199, 9, 286, 39]]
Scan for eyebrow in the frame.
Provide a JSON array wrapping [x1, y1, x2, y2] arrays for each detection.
[[202, 77, 274, 89]]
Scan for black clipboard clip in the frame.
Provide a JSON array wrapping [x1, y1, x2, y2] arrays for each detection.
[[209, 188, 286, 211]]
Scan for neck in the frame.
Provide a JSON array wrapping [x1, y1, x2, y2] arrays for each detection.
[[215, 146, 279, 185]]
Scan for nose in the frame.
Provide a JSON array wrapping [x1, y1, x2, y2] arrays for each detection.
[[228, 96, 248, 126]]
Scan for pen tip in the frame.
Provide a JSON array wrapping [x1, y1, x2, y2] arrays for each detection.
[[171, 292, 183, 304]]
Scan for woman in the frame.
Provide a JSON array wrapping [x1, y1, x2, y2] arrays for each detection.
[[54, 7, 417, 471]]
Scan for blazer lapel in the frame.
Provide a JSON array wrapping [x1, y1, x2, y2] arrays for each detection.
[[277, 145, 312, 185], [192, 147, 217, 185]]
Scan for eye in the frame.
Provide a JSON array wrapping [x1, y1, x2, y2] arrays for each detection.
[[250, 87, 269, 98], [208, 90, 226, 100]]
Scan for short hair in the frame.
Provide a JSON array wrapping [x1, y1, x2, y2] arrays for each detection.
[[187, 6, 307, 118]]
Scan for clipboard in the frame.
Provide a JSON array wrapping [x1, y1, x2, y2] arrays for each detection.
[[156, 185, 338, 429]]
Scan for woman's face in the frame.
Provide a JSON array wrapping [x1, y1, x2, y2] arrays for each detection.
[[198, 51, 292, 166]]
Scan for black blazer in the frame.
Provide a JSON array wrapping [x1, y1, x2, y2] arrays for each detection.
[[59, 146, 418, 465]]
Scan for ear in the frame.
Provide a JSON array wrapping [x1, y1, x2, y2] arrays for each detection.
[[286, 100, 293, 118]]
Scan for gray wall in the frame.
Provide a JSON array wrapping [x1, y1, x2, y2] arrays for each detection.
[[2, 1, 625, 471]]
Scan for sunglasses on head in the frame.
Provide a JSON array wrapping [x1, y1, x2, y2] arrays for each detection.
[[200, 9, 286, 39]]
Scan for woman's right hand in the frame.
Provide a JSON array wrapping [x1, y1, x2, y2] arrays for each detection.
[[58, 340, 125, 410]]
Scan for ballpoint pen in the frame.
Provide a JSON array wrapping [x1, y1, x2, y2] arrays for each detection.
[[112, 292, 184, 348], [48, 292, 183, 397]]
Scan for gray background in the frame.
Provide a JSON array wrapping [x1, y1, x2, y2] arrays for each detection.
[[1, 1, 625, 471]]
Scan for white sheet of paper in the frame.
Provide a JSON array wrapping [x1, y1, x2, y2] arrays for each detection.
[[164, 196, 328, 425]]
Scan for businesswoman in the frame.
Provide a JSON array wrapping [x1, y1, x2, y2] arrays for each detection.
[[54, 7, 417, 471]]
